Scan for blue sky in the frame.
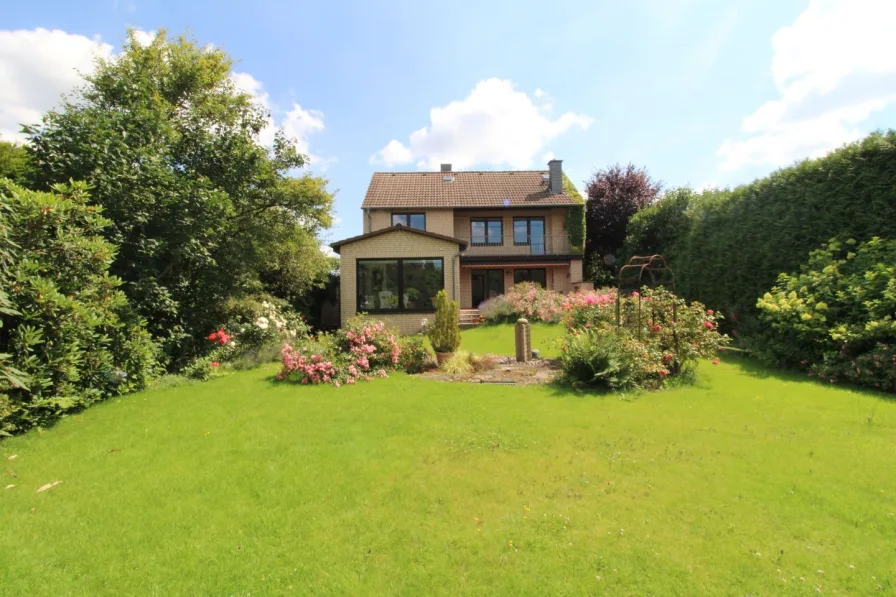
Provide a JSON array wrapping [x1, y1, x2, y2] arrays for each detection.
[[2, 0, 895, 245]]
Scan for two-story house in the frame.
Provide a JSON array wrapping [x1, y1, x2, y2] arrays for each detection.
[[330, 159, 588, 334]]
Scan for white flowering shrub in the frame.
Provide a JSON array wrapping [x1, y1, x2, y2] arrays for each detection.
[[214, 294, 311, 355]]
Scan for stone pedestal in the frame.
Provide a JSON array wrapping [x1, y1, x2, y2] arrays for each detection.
[[515, 318, 531, 363]]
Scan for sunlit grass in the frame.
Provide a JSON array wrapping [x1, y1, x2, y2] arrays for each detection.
[[459, 322, 565, 357], [1, 354, 894, 595]]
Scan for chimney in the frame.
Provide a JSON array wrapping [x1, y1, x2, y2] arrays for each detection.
[[548, 159, 563, 194], [440, 163, 452, 172]]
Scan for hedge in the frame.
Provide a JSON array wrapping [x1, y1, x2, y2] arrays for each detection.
[[624, 130, 896, 328]]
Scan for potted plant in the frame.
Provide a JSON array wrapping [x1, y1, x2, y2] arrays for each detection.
[[404, 287, 421, 309], [428, 290, 461, 365]]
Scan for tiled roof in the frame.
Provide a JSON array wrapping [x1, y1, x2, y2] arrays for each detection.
[[329, 224, 468, 254], [361, 171, 580, 208]]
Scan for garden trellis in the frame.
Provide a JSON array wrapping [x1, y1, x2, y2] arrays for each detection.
[[616, 255, 679, 353]]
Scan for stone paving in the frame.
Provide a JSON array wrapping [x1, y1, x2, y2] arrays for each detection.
[[418, 355, 561, 386]]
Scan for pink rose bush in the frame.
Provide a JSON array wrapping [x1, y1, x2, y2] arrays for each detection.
[[479, 282, 617, 324], [277, 316, 401, 386]]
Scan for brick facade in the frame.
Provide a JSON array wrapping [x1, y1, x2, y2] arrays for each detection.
[[338, 230, 462, 335], [364, 208, 455, 236]]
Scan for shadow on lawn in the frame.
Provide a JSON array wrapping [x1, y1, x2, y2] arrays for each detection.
[[722, 354, 895, 402]]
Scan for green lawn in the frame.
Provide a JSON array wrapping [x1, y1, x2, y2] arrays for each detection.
[[458, 322, 565, 357], [1, 354, 895, 595]]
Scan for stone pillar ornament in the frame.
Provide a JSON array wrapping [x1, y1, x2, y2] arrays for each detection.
[[515, 318, 531, 363]]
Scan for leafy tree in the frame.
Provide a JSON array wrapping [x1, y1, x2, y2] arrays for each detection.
[[584, 163, 661, 285], [24, 29, 334, 365], [623, 187, 695, 264], [0, 141, 32, 184]]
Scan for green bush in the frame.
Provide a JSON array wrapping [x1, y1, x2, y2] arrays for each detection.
[[623, 131, 896, 327], [181, 354, 220, 381], [216, 294, 311, 353], [756, 237, 896, 392], [560, 288, 729, 390], [398, 335, 434, 373], [229, 341, 284, 371], [560, 325, 655, 390], [0, 180, 159, 435], [622, 187, 693, 264], [428, 290, 461, 353], [440, 351, 497, 375]]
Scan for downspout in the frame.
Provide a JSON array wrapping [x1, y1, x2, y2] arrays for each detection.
[[452, 248, 465, 303]]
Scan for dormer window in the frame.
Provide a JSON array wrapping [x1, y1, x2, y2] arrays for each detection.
[[392, 212, 426, 230]]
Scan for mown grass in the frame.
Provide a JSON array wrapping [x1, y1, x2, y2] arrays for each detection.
[[459, 322, 565, 357], [1, 355, 895, 595]]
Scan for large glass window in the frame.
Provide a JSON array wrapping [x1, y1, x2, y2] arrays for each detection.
[[356, 258, 444, 313], [513, 217, 546, 254], [392, 213, 426, 230], [513, 268, 547, 287], [401, 259, 443, 310], [471, 219, 503, 246]]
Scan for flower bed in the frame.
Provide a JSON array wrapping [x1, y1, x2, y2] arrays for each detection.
[[277, 316, 402, 386], [559, 287, 729, 390]]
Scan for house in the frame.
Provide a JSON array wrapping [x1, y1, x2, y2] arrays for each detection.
[[330, 159, 589, 334]]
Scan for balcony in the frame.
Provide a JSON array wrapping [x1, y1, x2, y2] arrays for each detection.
[[456, 234, 581, 257]]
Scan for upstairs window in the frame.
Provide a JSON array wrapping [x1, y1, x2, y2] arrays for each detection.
[[392, 213, 426, 230], [470, 219, 503, 246], [513, 217, 546, 254]]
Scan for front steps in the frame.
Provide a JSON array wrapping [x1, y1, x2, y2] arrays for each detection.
[[460, 308, 482, 328]]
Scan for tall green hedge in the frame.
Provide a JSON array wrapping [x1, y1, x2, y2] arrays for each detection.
[[624, 130, 896, 326]]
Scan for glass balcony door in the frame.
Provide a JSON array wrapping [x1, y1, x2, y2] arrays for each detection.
[[513, 217, 545, 255]]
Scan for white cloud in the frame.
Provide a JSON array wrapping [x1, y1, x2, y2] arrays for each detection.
[[0, 28, 113, 141], [695, 181, 720, 193], [0, 28, 332, 169], [370, 78, 593, 170], [131, 29, 155, 47], [319, 243, 337, 258], [718, 0, 896, 171], [230, 71, 332, 170], [377, 139, 413, 165]]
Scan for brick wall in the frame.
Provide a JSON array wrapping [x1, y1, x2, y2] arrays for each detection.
[[452, 207, 568, 241], [367, 209, 455, 236], [570, 258, 583, 284], [339, 230, 462, 335]]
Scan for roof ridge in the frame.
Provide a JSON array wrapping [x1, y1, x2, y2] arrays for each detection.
[[372, 170, 549, 175]]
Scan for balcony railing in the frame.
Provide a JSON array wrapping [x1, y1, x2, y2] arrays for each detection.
[[456, 234, 581, 257]]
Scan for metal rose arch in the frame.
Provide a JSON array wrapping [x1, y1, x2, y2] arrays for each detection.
[[615, 255, 678, 351]]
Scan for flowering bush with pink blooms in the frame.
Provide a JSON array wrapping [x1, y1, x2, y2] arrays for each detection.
[[479, 282, 618, 324], [560, 287, 729, 390], [277, 316, 400, 386]]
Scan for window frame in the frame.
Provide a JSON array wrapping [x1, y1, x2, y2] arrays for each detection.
[[513, 268, 548, 288], [512, 216, 546, 246], [470, 218, 504, 246], [391, 212, 426, 230], [355, 257, 445, 314]]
